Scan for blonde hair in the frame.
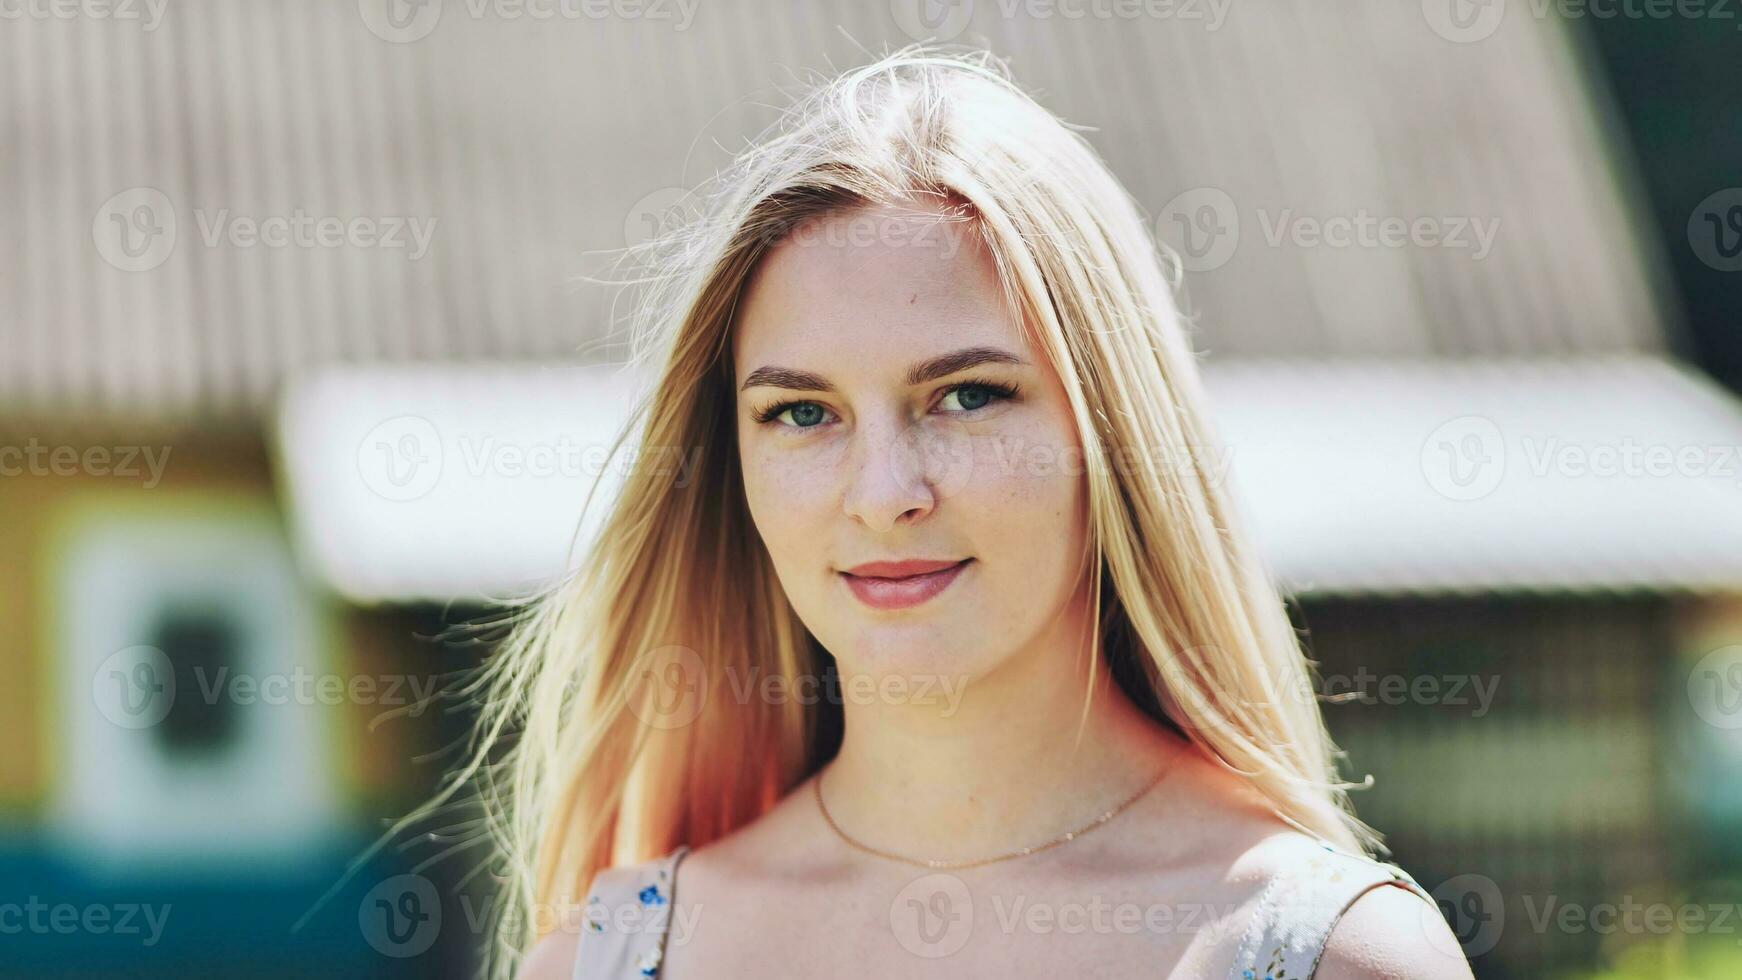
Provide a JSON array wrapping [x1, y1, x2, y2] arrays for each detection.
[[450, 44, 1381, 978]]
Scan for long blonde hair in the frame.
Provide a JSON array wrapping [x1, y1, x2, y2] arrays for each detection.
[[454, 44, 1380, 977]]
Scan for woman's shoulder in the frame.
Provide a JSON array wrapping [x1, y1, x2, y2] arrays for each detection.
[[518, 847, 691, 980], [1221, 832, 1472, 980], [1122, 750, 1470, 979]]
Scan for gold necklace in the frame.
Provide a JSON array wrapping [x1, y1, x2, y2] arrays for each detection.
[[813, 757, 1179, 871]]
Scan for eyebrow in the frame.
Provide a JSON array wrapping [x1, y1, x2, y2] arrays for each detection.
[[739, 346, 1029, 393]]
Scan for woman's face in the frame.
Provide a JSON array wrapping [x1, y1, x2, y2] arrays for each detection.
[[732, 202, 1093, 686]]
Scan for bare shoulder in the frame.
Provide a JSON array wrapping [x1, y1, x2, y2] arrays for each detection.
[[1134, 740, 1319, 882], [1162, 745, 1474, 980], [1317, 882, 1475, 980], [679, 774, 836, 886]]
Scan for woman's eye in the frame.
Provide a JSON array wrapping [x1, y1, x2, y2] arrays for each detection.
[[753, 382, 1015, 430], [756, 400, 833, 429], [938, 382, 1013, 414], [784, 403, 828, 427]]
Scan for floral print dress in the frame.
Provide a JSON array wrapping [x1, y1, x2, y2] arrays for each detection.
[[569, 839, 1440, 979]]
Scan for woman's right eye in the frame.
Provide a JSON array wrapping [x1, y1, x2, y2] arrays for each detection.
[[753, 399, 834, 429]]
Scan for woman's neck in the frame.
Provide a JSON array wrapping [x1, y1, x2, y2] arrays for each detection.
[[817, 596, 1184, 863]]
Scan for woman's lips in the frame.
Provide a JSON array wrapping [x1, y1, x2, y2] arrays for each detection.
[[839, 559, 972, 611]]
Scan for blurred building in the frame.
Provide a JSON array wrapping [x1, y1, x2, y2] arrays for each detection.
[[2, 2, 1741, 978]]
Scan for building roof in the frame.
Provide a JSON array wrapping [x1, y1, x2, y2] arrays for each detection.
[[1207, 355, 1742, 596], [2, 2, 1674, 422], [274, 356, 1742, 602]]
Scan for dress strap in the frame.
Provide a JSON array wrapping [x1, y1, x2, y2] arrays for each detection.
[[572, 845, 691, 980], [1225, 840, 1437, 980]]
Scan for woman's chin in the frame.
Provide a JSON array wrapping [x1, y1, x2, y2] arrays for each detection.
[[831, 631, 994, 691]]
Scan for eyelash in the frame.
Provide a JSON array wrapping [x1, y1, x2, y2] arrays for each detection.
[[750, 377, 1021, 428]]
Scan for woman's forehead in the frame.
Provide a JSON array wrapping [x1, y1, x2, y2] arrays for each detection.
[[732, 206, 1023, 372]]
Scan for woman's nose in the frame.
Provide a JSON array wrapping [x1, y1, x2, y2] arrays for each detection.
[[839, 414, 975, 532]]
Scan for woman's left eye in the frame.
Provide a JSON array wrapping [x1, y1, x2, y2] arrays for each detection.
[[938, 381, 1017, 414]]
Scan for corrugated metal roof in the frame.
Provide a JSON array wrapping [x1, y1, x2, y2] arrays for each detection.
[[2, 1, 1672, 421]]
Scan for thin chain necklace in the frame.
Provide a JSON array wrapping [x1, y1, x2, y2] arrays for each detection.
[[813, 756, 1179, 871]]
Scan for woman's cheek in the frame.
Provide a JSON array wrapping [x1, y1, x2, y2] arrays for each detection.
[[742, 438, 838, 553]]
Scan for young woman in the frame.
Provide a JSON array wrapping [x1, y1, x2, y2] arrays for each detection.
[[492, 48, 1473, 979]]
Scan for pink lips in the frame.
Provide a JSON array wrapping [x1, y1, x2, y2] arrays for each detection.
[[839, 558, 972, 611]]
